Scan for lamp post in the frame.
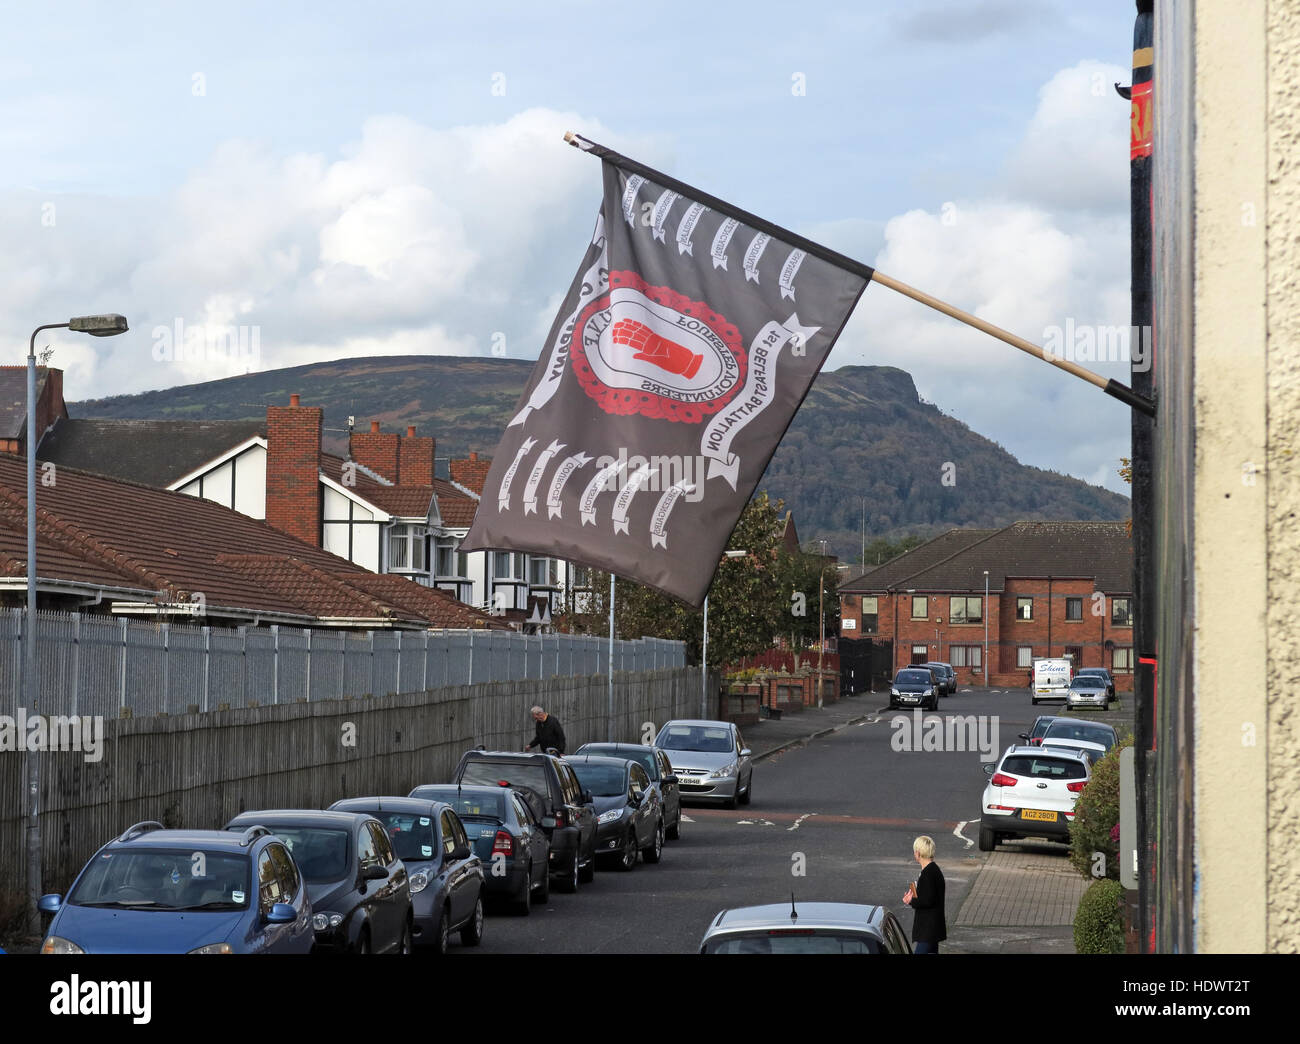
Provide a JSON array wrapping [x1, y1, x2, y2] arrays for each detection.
[[607, 572, 615, 741], [983, 569, 990, 687], [25, 314, 128, 934], [702, 550, 750, 717], [816, 540, 831, 708]]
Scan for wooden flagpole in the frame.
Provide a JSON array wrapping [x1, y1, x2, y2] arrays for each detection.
[[564, 131, 1155, 419]]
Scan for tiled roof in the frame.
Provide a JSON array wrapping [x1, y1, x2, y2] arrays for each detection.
[[840, 521, 1132, 594], [432, 478, 478, 527], [343, 573, 506, 629], [320, 453, 435, 519], [38, 418, 267, 485], [0, 455, 497, 627]]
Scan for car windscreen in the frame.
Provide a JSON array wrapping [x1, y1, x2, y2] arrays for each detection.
[[1030, 718, 1056, 738], [1070, 678, 1103, 688], [896, 671, 931, 685], [68, 849, 251, 910], [459, 761, 551, 797], [1044, 724, 1115, 749], [570, 762, 627, 797], [366, 810, 439, 862], [260, 828, 349, 881], [410, 787, 507, 822], [705, 931, 880, 954], [584, 747, 657, 778], [656, 726, 733, 753], [1000, 755, 1087, 780]]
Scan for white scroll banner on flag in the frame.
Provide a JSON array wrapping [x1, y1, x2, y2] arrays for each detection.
[[676, 202, 708, 255], [522, 439, 565, 515], [621, 175, 646, 226], [580, 459, 624, 525], [711, 217, 739, 270], [743, 233, 770, 283], [546, 451, 592, 519], [699, 314, 822, 489], [650, 482, 696, 548], [651, 190, 679, 242], [612, 465, 659, 534], [497, 437, 538, 511]]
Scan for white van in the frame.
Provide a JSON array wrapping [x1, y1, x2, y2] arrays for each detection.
[[1031, 658, 1072, 704]]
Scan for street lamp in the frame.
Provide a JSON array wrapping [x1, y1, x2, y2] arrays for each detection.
[[702, 550, 749, 717], [25, 314, 128, 934], [983, 569, 990, 686]]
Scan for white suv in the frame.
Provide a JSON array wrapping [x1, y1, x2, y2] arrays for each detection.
[[978, 745, 1090, 851]]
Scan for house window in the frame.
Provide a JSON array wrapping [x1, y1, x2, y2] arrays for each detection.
[[1065, 597, 1083, 621], [434, 538, 467, 578], [1016, 597, 1033, 620], [949, 645, 982, 669], [529, 556, 559, 587], [911, 596, 928, 620], [910, 645, 929, 664], [389, 525, 426, 572], [949, 596, 982, 625], [571, 564, 592, 588], [861, 597, 878, 635], [1017, 646, 1033, 669], [493, 551, 525, 580], [1111, 598, 1132, 626], [1113, 647, 1134, 672]]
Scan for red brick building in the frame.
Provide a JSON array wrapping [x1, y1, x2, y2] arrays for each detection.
[[838, 521, 1134, 690]]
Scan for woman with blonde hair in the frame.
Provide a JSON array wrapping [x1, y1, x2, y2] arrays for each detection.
[[902, 834, 946, 954]]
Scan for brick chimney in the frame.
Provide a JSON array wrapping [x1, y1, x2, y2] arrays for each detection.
[[350, 420, 399, 483], [450, 451, 491, 495], [398, 424, 435, 486], [266, 393, 322, 546]]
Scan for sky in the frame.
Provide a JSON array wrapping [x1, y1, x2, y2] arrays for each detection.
[[1, 0, 1139, 494]]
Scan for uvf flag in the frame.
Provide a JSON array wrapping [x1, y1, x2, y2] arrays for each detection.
[[461, 138, 872, 607]]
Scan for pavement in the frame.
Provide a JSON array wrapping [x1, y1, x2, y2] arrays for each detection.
[[742, 690, 1082, 954]]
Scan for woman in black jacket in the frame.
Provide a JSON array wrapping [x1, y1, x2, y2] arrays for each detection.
[[902, 835, 946, 953]]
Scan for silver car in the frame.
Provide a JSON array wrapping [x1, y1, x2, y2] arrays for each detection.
[[1065, 675, 1110, 710], [654, 720, 752, 809], [700, 902, 912, 954]]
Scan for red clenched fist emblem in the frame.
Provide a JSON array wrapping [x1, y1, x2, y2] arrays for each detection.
[[611, 319, 703, 380]]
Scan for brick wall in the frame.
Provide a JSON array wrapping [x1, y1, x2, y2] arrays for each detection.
[[450, 451, 491, 494], [840, 581, 1136, 691], [398, 426, 434, 486], [350, 421, 400, 483], [265, 393, 322, 547]]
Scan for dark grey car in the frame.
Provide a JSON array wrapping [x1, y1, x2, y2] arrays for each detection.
[[574, 742, 683, 840]]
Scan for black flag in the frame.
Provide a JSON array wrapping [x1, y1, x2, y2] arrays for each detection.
[[462, 140, 871, 606]]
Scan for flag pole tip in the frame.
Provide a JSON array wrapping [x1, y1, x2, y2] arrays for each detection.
[[563, 130, 576, 143]]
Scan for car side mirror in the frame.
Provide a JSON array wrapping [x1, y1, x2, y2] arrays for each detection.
[[451, 844, 471, 861], [663, 774, 679, 785], [38, 894, 62, 914], [983, 764, 995, 776], [1017, 733, 1029, 741], [362, 863, 388, 881], [580, 790, 594, 805], [630, 792, 642, 806], [740, 748, 752, 758], [267, 902, 297, 924]]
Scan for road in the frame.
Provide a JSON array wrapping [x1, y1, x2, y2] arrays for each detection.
[[461, 688, 1133, 954]]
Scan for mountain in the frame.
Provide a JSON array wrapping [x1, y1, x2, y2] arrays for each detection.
[[73, 356, 1129, 560]]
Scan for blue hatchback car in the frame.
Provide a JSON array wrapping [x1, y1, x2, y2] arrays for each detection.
[[39, 821, 314, 954]]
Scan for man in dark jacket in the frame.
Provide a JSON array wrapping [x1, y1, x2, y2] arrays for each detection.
[[902, 834, 946, 953], [525, 705, 566, 755]]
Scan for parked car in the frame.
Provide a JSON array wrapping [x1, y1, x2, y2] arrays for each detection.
[[409, 784, 550, 914], [574, 741, 683, 839], [40, 821, 314, 954], [890, 668, 939, 711], [979, 746, 1091, 850], [567, 754, 665, 870], [1075, 667, 1116, 700], [699, 901, 912, 954], [922, 662, 956, 696], [328, 797, 485, 950], [1066, 674, 1111, 710], [451, 750, 597, 893], [654, 720, 753, 809], [1039, 737, 1109, 767], [1040, 718, 1119, 754], [1017, 715, 1058, 746], [1031, 657, 1072, 704], [225, 809, 412, 954]]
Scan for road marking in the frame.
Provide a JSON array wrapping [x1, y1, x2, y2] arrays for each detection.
[[680, 815, 696, 823], [689, 808, 962, 829], [954, 820, 975, 848], [787, 812, 818, 832], [735, 819, 775, 826]]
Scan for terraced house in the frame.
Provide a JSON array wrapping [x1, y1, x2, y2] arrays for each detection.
[[837, 521, 1134, 690]]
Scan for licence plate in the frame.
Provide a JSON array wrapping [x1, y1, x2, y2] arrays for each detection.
[[1021, 809, 1058, 822]]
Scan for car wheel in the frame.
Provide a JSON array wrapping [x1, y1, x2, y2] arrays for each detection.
[[398, 918, 413, 955], [618, 829, 638, 871], [556, 852, 579, 893], [643, 820, 664, 864], [666, 810, 681, 841], [532, 859, 550, 903], [460, 895, 485, 946], [513, 865, 532, 915], [1102, 700, 1110, 711], [978, 823, 997, 852], [578, 847, 595, 883], [739, 774, 752, 806]]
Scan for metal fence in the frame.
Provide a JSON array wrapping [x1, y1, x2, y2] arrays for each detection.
[[0, 609, 685, 717]]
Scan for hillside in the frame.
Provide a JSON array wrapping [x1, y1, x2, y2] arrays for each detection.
[[74, 356, 1130, 560]]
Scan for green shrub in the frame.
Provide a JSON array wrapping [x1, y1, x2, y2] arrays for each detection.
[[1069, 736, 1132, 881], [1074, 878, 1125, 954]]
